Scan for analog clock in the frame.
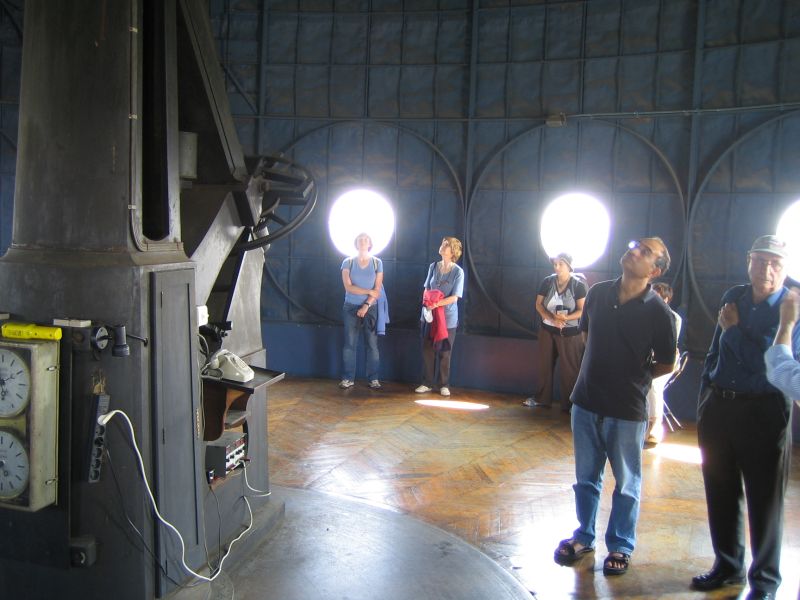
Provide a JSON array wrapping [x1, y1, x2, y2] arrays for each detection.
[[0, 430, 29, 500], [0, 338, 59, 511], [0, 347, 32, 417]]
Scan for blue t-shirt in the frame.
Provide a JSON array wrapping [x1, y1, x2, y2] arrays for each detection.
[[341, 256, 383, 305], [422, 262, 465, 329]]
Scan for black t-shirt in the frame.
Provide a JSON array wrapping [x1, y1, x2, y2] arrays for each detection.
[[570, 278, 677, 421]]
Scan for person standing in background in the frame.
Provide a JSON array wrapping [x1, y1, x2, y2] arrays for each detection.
[[644, 281, 682, 447], [525, 252, 587, 412], [415, 237, 464, 397], [339, 233, 383, 390]]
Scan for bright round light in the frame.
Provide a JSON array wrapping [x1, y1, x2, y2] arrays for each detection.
[[776, 199, 800, 280], [328, 189, 395, 257], [540, 193, 610, 269]]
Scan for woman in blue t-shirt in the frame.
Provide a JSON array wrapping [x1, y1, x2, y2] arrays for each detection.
[[340, 233, 384, 389], [415, 236, 465, 397]]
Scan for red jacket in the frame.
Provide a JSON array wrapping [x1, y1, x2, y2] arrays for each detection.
[[422, 289, 449, 344]]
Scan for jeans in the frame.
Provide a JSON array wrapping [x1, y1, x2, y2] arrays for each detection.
[[570, 404, 646, 554], [342, 303, 379, 381]]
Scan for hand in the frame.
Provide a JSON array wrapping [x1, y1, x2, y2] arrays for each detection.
[[779, 288, 800, 326], [367, 290, 380, 300], [718, 302, 739, 330], [357, 305, 369, 318]]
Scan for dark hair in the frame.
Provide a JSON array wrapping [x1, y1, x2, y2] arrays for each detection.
[[652, 281, 673, 303]]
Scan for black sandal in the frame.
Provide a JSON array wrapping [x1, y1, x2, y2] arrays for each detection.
[[602, 552, 630, 575], [553, 538, 594, 566]]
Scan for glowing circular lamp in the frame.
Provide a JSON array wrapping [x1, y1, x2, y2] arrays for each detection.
[[328, 189, 395, 257], [540, 193, 610, 269], [776, 199, 800, 280]]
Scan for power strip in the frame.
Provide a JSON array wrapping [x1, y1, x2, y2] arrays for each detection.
[[86, 394, 110, 483]]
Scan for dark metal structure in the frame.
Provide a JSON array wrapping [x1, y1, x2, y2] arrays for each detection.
[[0, 1, 314, 598]]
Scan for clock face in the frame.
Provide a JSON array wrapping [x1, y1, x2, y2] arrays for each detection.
[[0, 348, 31, 417], [0, 430, 30, 500]]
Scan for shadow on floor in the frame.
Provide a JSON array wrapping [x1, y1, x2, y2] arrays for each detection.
[[178, 485, 533, 600]]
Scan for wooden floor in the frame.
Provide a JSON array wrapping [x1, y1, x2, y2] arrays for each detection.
[[267, 378, 800, 600]]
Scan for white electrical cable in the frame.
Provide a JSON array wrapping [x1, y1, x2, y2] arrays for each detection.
[[238, 460, 272, 497], [99, 410, 254, 583]]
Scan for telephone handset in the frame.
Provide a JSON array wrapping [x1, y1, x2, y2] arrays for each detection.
[[205, 349, 254, 383]]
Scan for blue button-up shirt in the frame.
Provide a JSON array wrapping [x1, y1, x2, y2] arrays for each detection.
[[765, 344, 800, 402], [702, 284, 800, 395]]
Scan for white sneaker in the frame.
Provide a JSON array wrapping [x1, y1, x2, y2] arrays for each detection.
[[523, 397, 549, 407], [369, 380, 381, 389], [415, 385, 432, 393], [440, 387, 450, 397], [339, 379, 354, 389]]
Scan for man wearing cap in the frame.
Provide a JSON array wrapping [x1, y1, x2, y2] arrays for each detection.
[[693, 235, 799, 600], [553, 237, 676, 576]]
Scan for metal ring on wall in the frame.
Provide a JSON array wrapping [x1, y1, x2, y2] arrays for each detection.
[[262, 119, 466, 324], [465, 118, 687, 335], [687, 109, 800, 324]]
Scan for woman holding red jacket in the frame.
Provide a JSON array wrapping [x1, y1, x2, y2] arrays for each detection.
[[414, 237, 465, 397]]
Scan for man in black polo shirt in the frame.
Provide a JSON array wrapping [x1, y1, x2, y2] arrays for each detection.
[[553, 237, 677, 577], [692, 235, 796, 600]]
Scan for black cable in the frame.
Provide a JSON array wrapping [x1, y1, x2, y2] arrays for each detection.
[[106, 448, 188, 589]]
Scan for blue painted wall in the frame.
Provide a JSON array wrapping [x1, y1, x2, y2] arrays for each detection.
[[263, 319, 711, 426]]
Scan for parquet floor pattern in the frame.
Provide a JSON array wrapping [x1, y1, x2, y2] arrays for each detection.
[[267, 378, 800, 599]]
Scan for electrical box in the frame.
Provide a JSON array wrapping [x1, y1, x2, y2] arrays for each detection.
[[205, 431, 246, 479]]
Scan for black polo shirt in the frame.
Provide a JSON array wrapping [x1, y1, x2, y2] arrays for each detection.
[[570, 277, 677, 422]]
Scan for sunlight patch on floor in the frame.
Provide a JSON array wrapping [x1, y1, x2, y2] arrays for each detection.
[[414, 399, 490, 411], [649, 442, 702, 464]]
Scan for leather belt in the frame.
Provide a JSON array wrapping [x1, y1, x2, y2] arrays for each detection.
[[710, 384, 769, 401]]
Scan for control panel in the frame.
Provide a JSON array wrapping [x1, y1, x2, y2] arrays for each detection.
[[205, 432, 246, 481]]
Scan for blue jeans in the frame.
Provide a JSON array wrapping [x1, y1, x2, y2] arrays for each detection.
[[342, 303, 379, 381], [570, 404, 646, 555]]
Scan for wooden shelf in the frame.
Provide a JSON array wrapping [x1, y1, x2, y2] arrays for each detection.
[[205, 366, 285, 393], [201, 366, 285, 441]]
